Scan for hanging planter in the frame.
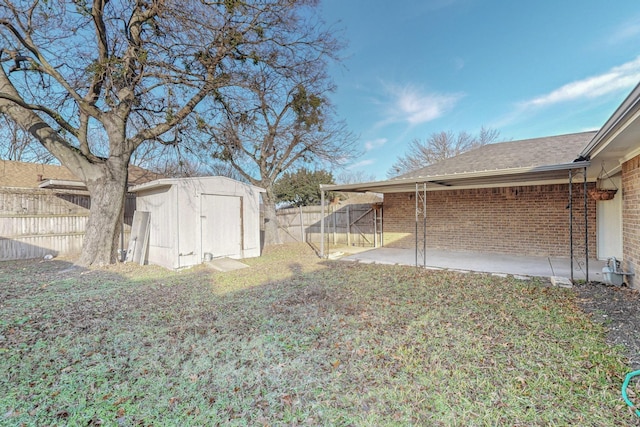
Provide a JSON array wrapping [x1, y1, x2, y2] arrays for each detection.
[[588, 187, 617, 200], [589, 164, 618, 201]]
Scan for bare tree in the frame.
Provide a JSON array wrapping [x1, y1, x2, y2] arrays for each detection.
[[0, 0, 335, 265], [337, 169, 377, 184], [201, 60, 358, 245], [388, 127, 501, 177], [132, 143, 208, 178], [0, 116, 53, 162]]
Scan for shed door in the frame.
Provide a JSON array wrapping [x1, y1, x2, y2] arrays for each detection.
[[597, 175, 622, 260], [201, 194, 242, 259]]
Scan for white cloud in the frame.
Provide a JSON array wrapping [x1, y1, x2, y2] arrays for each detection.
[[453, 57, 465, 71], [519, 56, 640, 109], [347, 159, 375, 169], [364, 138, 387, 151], [382, 83, 463, 126], [608, 18, 640, 45]]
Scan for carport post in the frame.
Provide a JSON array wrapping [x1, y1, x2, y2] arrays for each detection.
[[320, 189, 325, 258], [569, 170, 574, 283], [584, 166, 589, 283], [415, 184, 418, 266], [415, 182, 427, 268]]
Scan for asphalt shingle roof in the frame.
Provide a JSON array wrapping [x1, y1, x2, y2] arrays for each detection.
[[396, 131, 596, 179], [0, 160, 162, 189]]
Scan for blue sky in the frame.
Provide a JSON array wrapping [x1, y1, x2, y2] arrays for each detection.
[[319, 0, 640, 180]]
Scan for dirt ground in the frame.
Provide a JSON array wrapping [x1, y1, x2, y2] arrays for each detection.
[[575, 282, 640, 370]]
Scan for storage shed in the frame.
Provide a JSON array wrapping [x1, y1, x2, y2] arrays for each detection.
[[130, 176, 264, 269]]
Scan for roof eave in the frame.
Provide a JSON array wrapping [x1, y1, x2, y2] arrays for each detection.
[[38, 179, 87, 190], [581, 81, 640, 158]]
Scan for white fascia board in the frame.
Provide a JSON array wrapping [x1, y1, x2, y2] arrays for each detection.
[[38, 179, 87, 189]]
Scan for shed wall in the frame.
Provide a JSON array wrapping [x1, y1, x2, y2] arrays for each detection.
[[136, 186, 178, 269], [383, 183, 596, 257], [135, 177, 262, 269], [176, 182, 199, 268]]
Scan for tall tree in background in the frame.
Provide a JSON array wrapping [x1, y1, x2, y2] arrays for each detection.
[[388, 127, 501, 177], [274, 168, 334, 207], [0, 0, 335, 265], [201, 59, 358, 245], [337, 169, 376, 184]]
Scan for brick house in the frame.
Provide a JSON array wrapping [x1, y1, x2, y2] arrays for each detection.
[[321, 82, 640, 287]]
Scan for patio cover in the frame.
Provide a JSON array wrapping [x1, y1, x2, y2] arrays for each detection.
[[319, 132, 595, 281], [321, 132, 595, 194]]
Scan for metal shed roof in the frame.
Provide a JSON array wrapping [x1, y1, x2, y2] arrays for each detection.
[[129, 176, 266, 193]]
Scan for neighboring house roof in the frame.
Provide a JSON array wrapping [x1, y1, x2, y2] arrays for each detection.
[[0, 160, 162, 190], [336, 192, 383, 205], [397, 131, 596, 179]]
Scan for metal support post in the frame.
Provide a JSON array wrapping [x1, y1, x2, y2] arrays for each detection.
[[584, 166, 589, 283], [569, 170, 574, 283], [415, 185, 418, 267], [320, 190, 325, 258], [380, 206, 384, 247], [415, 183, 427, 268]]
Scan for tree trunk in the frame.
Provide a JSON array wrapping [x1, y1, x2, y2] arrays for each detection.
[[78, 160, 129, 266], [262, 188, 282, 246]]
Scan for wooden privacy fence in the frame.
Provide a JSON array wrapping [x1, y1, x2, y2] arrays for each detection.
[[275, 203, 383, 248], [0, 187, 134, 261]]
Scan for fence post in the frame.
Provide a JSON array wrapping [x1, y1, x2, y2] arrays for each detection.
[[374, 207, 377, 248], [299, 206, 305, 243], [332, 204, 336, 245], [320, 191, 325, 257], [346, 205, 351, 247]]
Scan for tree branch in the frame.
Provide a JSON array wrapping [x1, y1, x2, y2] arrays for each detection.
[[0, 20, 103, 120], [0, 91, 78, 137], [0, 65, 99, 178]]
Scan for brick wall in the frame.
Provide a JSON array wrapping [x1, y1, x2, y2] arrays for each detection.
[[622, 154, 640, 287], [383, 183, 596, 258]]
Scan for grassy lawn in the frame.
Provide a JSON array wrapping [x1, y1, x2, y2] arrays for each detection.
[[0, 244, 637, 426]]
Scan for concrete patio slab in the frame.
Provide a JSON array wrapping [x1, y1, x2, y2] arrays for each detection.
[[339, 247, 606, 282]]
